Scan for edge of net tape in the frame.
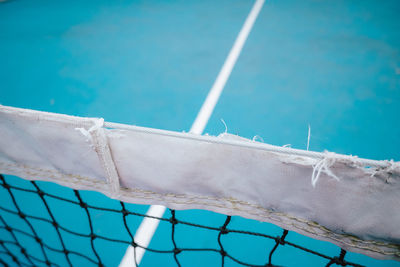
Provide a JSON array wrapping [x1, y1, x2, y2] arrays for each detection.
[[104, 121, 397, 168]]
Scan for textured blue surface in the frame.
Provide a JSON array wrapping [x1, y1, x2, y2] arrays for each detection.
[[1, 0, 399, 266]]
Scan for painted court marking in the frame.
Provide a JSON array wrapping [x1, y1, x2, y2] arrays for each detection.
[[190, 0, 265, 134], [119, 0, 265, 265]]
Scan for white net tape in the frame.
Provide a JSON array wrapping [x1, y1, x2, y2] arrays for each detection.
[[0, 105, 399, 260]]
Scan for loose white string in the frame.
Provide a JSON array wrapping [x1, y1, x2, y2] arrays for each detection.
[[311, 153, 340, 187]]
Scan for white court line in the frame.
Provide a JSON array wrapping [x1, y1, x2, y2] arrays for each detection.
[[190, 0, 265, 134], [119, 0, 265, 266]]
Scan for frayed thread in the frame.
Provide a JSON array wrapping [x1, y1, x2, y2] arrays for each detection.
[[311, 152, 340, 187], [220, 118, 228, 134], [370, 159, 400, 178], [75, 118, 105, 145], [252, 135, 264, 142], [307, 124, 311, 151]]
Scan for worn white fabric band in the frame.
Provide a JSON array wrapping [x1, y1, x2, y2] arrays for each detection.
[[0, 105, 399, 261]]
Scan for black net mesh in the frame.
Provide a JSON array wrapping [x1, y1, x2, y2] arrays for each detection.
[[0, 174, 365, 267]]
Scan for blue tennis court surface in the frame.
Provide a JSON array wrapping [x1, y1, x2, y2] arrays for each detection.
[[1, 0, 399, 266]]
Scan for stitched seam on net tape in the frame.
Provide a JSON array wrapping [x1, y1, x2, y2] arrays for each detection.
[[88, 120, 121, 199], [0, 161, 398, 257]]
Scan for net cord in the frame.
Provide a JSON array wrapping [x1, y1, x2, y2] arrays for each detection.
[[103, 121, 392, 169]]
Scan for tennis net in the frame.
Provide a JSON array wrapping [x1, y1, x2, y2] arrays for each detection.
[[0, 105, 399, 266]]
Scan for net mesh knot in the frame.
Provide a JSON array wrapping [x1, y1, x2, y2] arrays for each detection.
[[275, 235, 286, 245], [169, 217, 178, 225], [121, 209, 129, 216], [330, 256, 347, 266], [329, 249, 348, 266], [220, 249, 227, 257], [173, 248, 182, 255], [37, 190, 45, 197], [219, 226, 229, 235]]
